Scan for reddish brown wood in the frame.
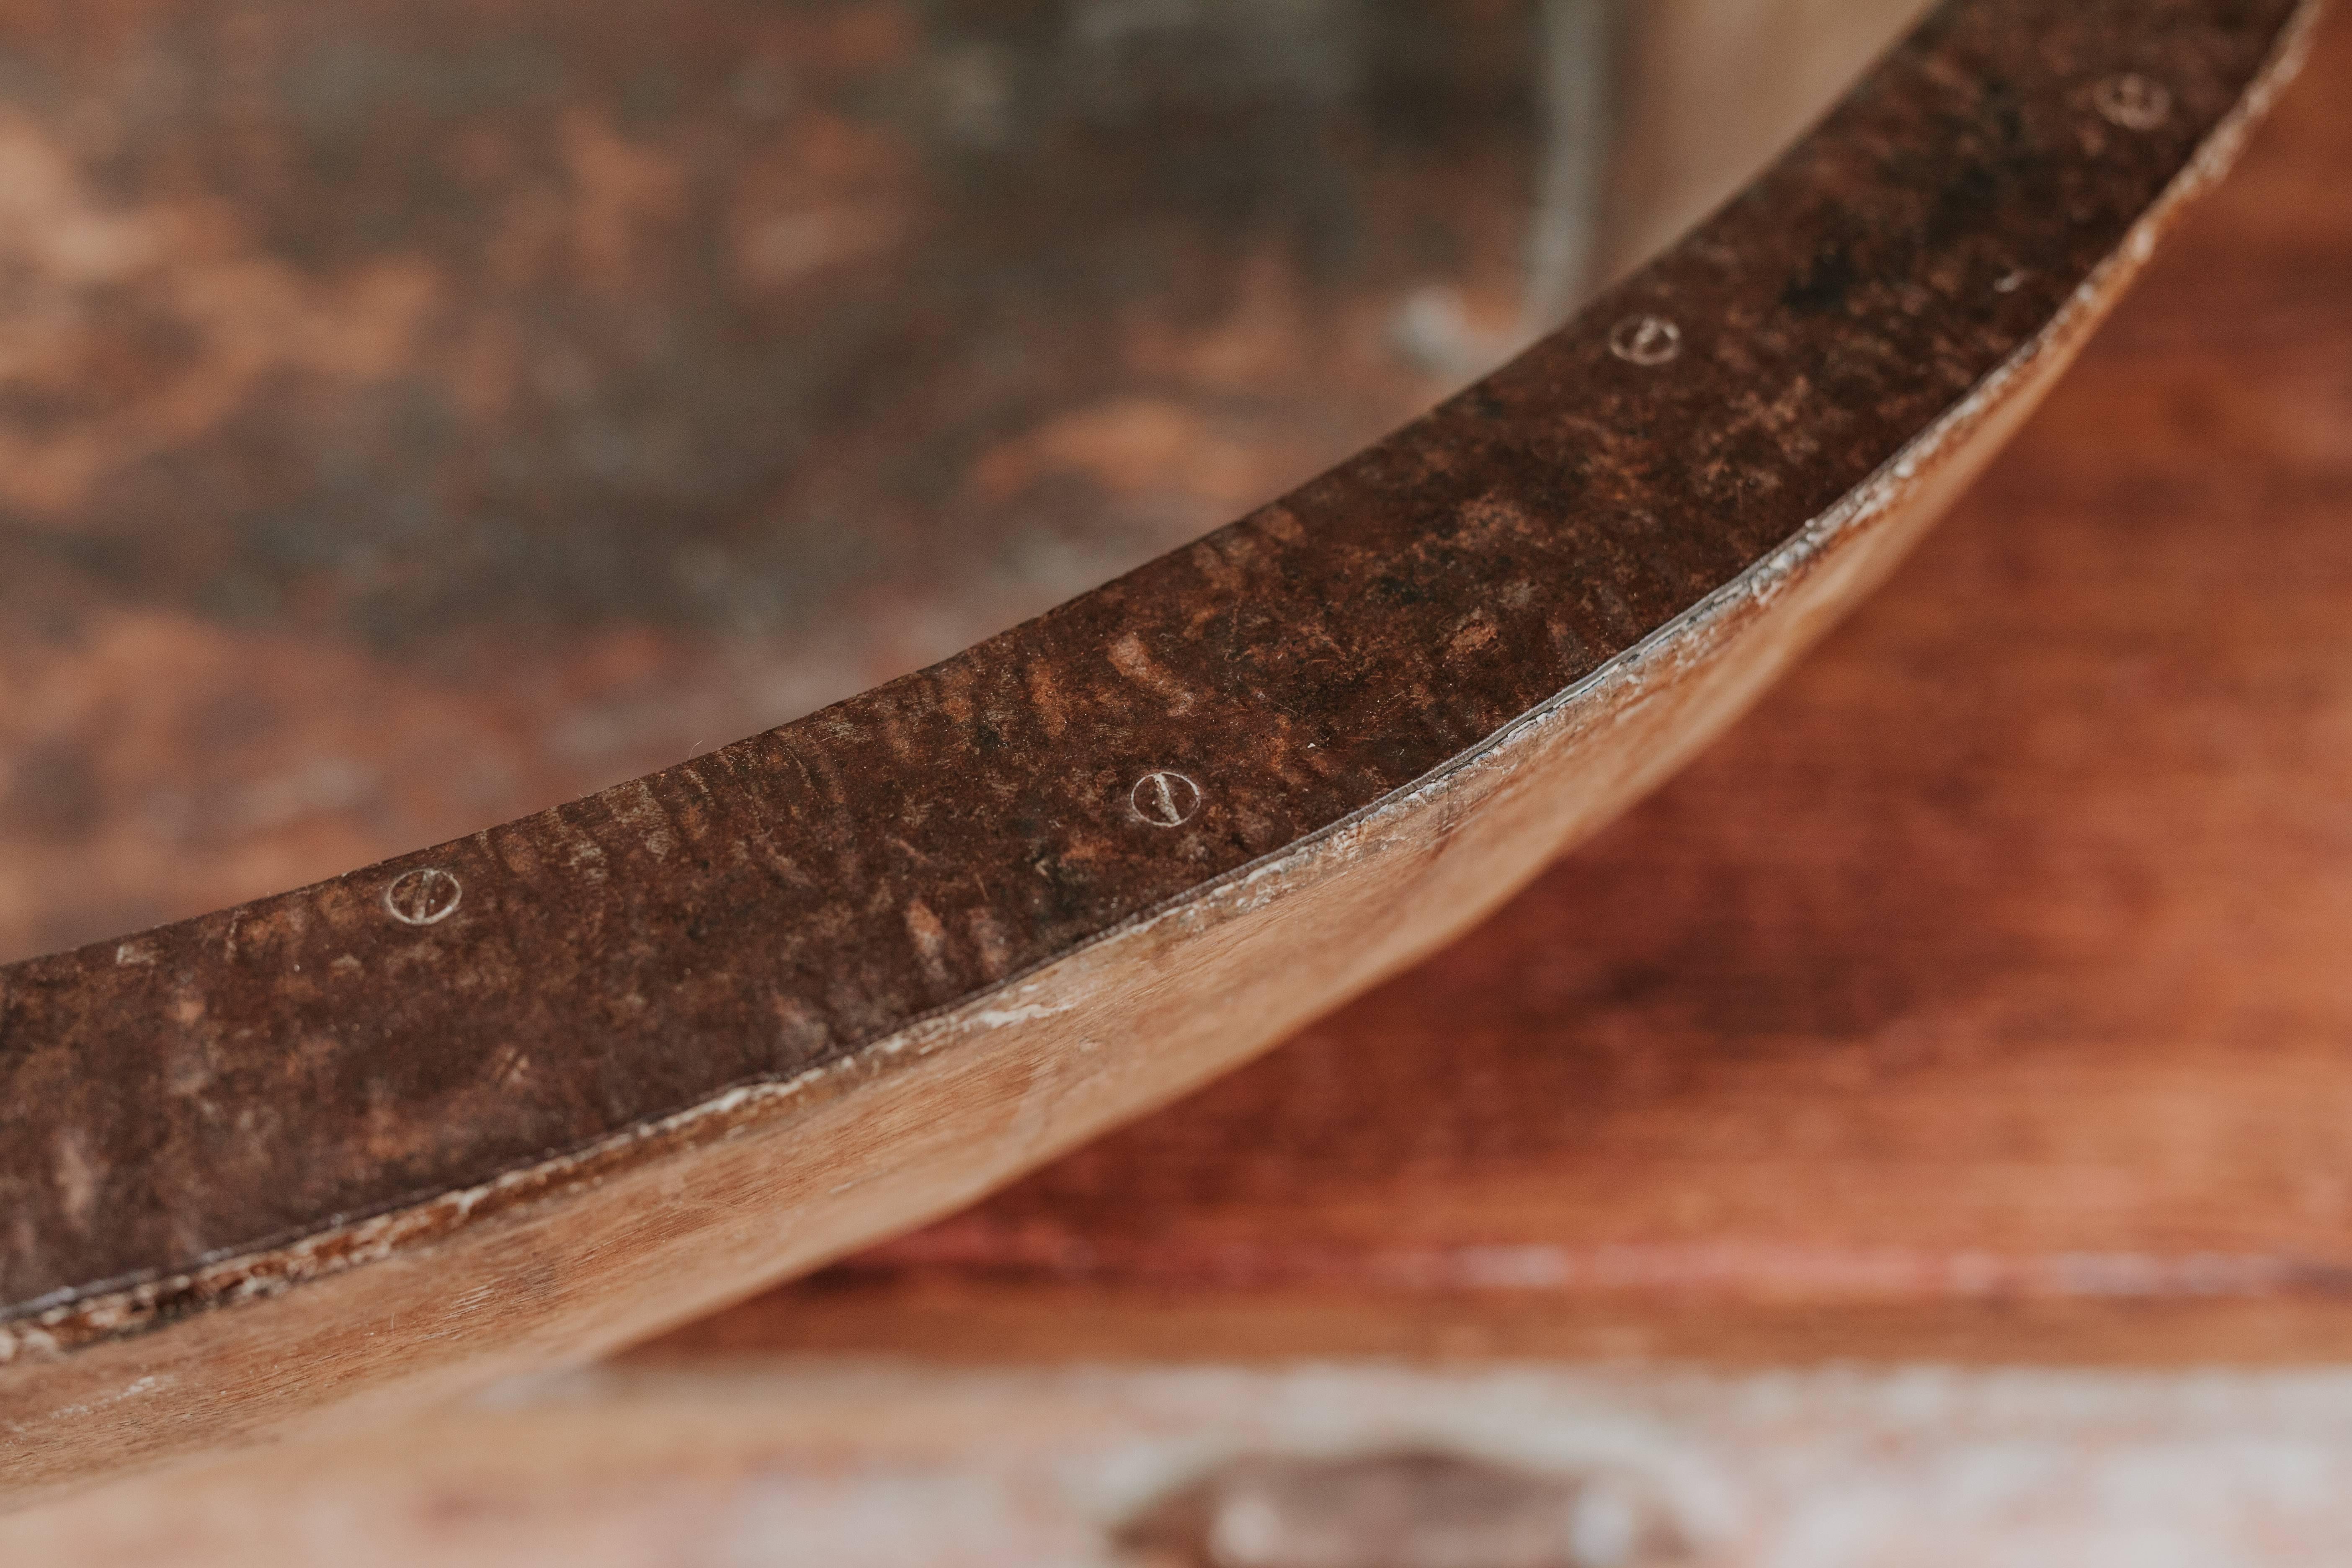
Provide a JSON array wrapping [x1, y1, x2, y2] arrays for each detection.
[[650, 3, 2352, 1367], [0, 0, 2321, 1509]]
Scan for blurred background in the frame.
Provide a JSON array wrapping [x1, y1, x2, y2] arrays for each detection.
[[0, 0, 1910, 963], [5, 0, 2352, 1560]]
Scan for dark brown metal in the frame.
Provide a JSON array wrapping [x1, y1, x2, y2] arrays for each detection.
[[0, 0, 2319, 1482]]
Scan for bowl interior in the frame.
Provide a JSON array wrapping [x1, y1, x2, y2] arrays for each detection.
[[0, 0, 1916, 960]]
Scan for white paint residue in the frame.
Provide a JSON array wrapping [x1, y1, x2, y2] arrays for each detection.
[[969, 1000, 1078, 1029]]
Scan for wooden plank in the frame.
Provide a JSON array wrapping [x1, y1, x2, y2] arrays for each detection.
[[12, 1362, 2352, 1565]]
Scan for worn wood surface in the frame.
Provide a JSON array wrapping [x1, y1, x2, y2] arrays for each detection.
[[17, 1362, 2352, 1567], [6, 0, 2300, 1504], [649, 2, 2352, 1368], [0, 9, 2341, 1558]]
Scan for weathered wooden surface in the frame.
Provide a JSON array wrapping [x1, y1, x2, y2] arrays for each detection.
[[6, 0, 2299, 1503], [650, 1, 2352, 1367], [14, 1362, 2352, 1566], [0, 6, 2340, 1558]]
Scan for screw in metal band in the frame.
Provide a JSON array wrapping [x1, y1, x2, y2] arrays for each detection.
[[384, 866, 463, 926], [1608, 314, 1681, 366], [2094, 73, 2171, 132], [1130, 771, 1201, 828]]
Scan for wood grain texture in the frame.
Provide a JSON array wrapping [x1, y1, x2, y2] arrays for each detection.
[[652, 0, 2352, 1369], [20, 1363, 2352, 1567], [0, 230, 2051, 1504], [0, 0, 2318, 1506]]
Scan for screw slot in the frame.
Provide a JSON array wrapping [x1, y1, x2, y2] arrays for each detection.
[[384, 867, 463, 926], [2094, 73, 2171, 131], [1607, 314, 1681, 366], [1130, 771, 1202, 828]]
